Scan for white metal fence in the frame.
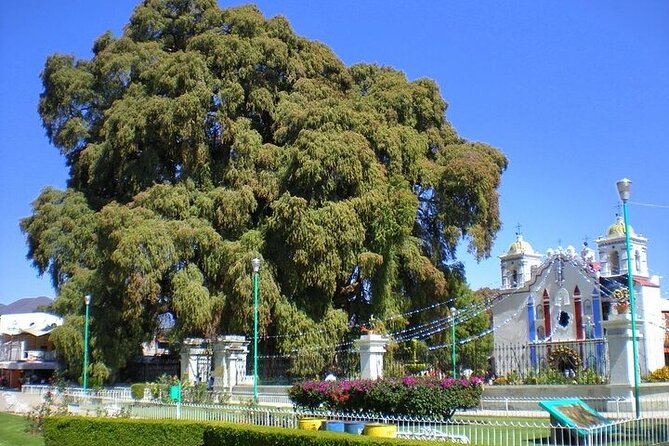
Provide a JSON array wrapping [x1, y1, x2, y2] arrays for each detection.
[[21, 385, 669, 445]]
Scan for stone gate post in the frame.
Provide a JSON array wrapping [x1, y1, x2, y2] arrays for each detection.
[[212, 335, 250, 391], [357, 333, 389, 380]]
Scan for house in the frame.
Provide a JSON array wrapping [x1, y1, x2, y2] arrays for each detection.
[[0, 312, 62, 388], [492, 216, 667, 377]]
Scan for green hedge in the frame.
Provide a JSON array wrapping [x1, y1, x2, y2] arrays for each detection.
[[43, 417, 206, 446], [44, 416, 450, 446], [130, 383, 146, 400]]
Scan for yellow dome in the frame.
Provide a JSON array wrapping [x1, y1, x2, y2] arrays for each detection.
[[508, 235, 534, 254], [607, 216, 635, 237]]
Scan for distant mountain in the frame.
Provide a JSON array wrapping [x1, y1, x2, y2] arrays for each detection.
[[0, 296, 54, 315]]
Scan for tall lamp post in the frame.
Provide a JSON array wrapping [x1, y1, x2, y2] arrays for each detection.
[[616, 178, 641, 418], [83, 294, 92, 395], [251, 257, 261, 404], [450, 307, 457, 378]]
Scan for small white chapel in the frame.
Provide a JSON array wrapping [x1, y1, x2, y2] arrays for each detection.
[[491, 216, 668, 377]]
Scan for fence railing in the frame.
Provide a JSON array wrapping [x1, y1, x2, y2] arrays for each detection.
[[492, 339, 611, 379], [21, 384, 669, 446], [72, 400, 669, 446], [22, 384, 669, 418]]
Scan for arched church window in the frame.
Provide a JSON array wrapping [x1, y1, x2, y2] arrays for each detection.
[[610, 250, 620, 275], [635, 250, 641, 273], [584, 299, 592, 315], [537, 326, 545, 339], [536, 305, 544, 319], [512, 270, 518, 287]]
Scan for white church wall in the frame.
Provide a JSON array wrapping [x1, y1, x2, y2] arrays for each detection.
[[638, 285, 666, 374], [492, 292, 529, 348]]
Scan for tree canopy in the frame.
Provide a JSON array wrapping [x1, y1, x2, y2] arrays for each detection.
[[23, 0, 506, 381]]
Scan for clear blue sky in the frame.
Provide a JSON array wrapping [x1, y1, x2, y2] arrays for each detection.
[[1, 1, 668, 305]]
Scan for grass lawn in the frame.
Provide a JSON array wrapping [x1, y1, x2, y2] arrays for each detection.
[[0, 412, 43, 446]]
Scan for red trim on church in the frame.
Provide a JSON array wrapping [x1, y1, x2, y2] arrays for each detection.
[[574, 287, 583, 339], [543, 289, 551, 337]]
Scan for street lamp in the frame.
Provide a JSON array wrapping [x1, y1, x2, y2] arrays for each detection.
[[251, 257, 260, 404], [616, 178, 641, 417], [450, 307, 457, 378], [83, 294, 92, 395]]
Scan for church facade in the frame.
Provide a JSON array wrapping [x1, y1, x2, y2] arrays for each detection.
[[491, 217, 667, 378]]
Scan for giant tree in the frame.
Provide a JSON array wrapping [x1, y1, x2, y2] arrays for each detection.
[[22, 0, 506, 381]]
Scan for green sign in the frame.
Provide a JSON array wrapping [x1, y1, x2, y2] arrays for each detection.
[[538, 398, 612, 437], [169, 383, 181, 402]]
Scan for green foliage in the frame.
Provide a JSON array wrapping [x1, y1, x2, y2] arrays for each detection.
[[25, 391, 67, 434], [289, 376, 483, 419], [44, 415, 432, 446], [148, 374, 180, 402], [26, 0, 506, 381], [501, 367, 606, 386], [130, 383, 146, 400], [87, 362, 110, 388], [181, 382, 213, 404], [42, 416, 206, 446]]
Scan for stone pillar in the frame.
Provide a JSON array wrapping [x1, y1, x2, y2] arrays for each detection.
[[180, 338, 210, 384], [602, 313, 643, 386], [212, 335, 250, 391], [602, 313, 643, 412], [357, 334, 389, 380]]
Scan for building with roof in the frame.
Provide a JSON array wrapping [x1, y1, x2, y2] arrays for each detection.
[[0, 312, 63, 388], [491, 217, 668, 378]]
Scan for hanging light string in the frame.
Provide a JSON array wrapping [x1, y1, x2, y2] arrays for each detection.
[[428, 299, 527, 351], [645, 319, 669, 333], [258, 252, 567, 356], [260, 299, 456, 340], [564, 255, 669, 339], [391, 314, 452, 342], [630, 200, 669, 209], [395, 254, 559, 344], [255, 256, 565, 357], [491, 258, 559, 346], [412, 257, 558, 347], [518, 259, 565, 345], [257, 339, 357, 359], [262, 250, 560, 345], [565, 256, 642, 305], [566, 257, 669, 335]]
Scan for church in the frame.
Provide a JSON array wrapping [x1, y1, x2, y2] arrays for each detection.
[[491, 216, 668, 378]]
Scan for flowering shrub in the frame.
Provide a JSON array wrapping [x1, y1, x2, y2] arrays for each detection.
[[289, 376, 483, 419], [648, 366, 669, 382]]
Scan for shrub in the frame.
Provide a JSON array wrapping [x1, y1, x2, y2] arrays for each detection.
[[130, 383, 146, 400], [44, 416, 426, 446], [289, 376, 483, 419], [504, 367, 606, 385], [43, 417, 205, 446], [25, 391, 66, 434], [182, 382, 212, 404], [648, 366, 669, 382]]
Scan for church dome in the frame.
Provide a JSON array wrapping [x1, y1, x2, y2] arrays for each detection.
[[507, 235, 534, 254], [607, 216, 635, 237]]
